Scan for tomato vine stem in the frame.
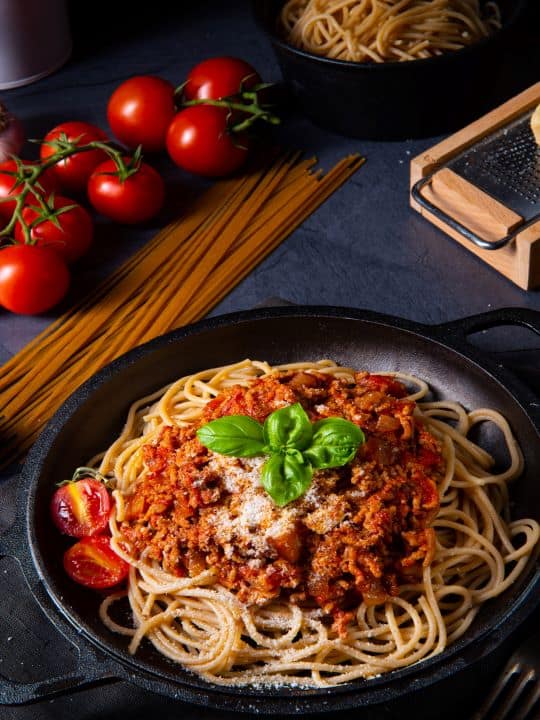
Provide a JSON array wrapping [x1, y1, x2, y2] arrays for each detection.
[[0, 137, 143, 244], [179, 83, 280, 134]]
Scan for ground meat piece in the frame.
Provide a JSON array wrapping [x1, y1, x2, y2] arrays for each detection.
[[304, 494, 348, 534]]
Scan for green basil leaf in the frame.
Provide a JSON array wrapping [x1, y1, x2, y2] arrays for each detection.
[[261, 453, 312, 507], [304, 418, 364, 469], [196, 415, 265, 457], [263, 402, 313, 452], [304, 443, 357, 468], [284, 447, 304, 464]]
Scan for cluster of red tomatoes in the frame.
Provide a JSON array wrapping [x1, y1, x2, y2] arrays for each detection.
[[108, 56, 263, 176], [0, 119, 165, 314], [51, 473, 129, 589], [0, 56, 270, 315]]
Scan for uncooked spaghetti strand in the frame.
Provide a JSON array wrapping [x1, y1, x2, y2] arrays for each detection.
[[0, 169, 262, 424], [1, 212, 242, 461], [241, 155, 365, 248], [0, 177, 247, 395], [0, 191, 213, 392], [164, 155, 361, 323], [0, 152, 313, 408], [184, 156, 364, 321], [0, 194, 248, 456], [0, 202, 238, 416], [137, 151, 304, 344], [89, 154, 287, 353], [170, 176, 326, 321]]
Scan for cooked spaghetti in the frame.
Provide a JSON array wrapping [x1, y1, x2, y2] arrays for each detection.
[[94, 360, 538, 686], [280, 0, 502, 63]]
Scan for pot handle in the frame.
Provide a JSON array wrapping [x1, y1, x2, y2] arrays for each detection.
[[0, 521, 123, 704], [431, 307, 540, 344]]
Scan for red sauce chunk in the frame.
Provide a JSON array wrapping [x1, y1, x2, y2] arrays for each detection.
[[120, 371, 443, 634]]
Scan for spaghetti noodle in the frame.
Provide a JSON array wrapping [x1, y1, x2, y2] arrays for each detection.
[[280, 0, 502, 63], [93, 360, 538, 687]]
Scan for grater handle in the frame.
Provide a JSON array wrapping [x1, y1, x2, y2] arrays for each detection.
[[411, 176, 540, 250]]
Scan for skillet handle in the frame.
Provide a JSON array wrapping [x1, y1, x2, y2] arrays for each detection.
[[432, 307, 540, 343], [0, 504, 25, 560], [0, 522, 124, 704], [0, 645, 119, 705]]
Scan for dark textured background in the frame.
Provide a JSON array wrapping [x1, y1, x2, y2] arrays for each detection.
[[1, 1, 540, 718]]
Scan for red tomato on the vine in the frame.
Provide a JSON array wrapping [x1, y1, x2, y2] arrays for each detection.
[[63, 535, 129, 589], [184, 57, 260, 100], [40, 121, 109, 194], [0, 160, 59, 221], [15, 195, 93, 264], [166, 105, 248, 177], [51, 478, 111, 538], [107, 76, 176, 152], [0, 245, 69, 315], [87, 158, 165, 224]]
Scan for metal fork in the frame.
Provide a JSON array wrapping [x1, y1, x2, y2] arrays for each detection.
[[471, 630, 540, 720]]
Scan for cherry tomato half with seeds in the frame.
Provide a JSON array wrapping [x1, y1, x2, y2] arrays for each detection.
[[0, 160, 59, 221], [184, 57, 260, 100], [107, 76, 176, 152], [166, 105, 249, 177], [50, 478, 111, 537], [63, 535, 129, 589], [0, 245, 70, 315], [14, 195, 93, 264], [87, 158, 165, 224], [40, 121, 109, 194]]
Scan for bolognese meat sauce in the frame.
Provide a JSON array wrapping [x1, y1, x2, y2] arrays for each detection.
[[120, 371, 442, 634]]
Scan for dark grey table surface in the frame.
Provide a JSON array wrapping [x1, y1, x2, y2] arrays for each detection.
[[1, 1, 540, 719]]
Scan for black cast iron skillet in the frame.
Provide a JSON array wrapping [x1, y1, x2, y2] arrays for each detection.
[[1, 306, 539, 714]]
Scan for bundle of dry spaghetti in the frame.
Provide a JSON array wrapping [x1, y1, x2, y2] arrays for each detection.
[[280, 0, 501, 63], [0, 151, 364, 468]]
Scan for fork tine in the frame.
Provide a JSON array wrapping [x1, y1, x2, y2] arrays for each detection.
[[491, 669, 537, 720], [471, 664, 521, 720], [512, 678, 540, 720]]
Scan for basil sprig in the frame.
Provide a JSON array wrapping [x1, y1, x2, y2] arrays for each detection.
[[196, 403, 364, 507]]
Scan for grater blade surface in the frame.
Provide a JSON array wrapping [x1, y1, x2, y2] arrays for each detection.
[[449, 110, 540, 221]]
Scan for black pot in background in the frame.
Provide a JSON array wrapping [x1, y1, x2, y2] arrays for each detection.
[[252, 0, 529, 140]]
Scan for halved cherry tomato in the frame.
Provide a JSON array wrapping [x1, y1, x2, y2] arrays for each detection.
[[40, 121, 109, 194], [87, 158, 165, 224], [184, 57, 260, 100], [63, 535, 129, 589], [50, 478, 111, 537], [166, 105, 248, 177], [0, 160, 59, 221], [14, 195, 93, 264], [107, 76, 176, 152]]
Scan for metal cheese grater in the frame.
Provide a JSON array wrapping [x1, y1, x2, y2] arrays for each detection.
[[412, 109, 540, 250]]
